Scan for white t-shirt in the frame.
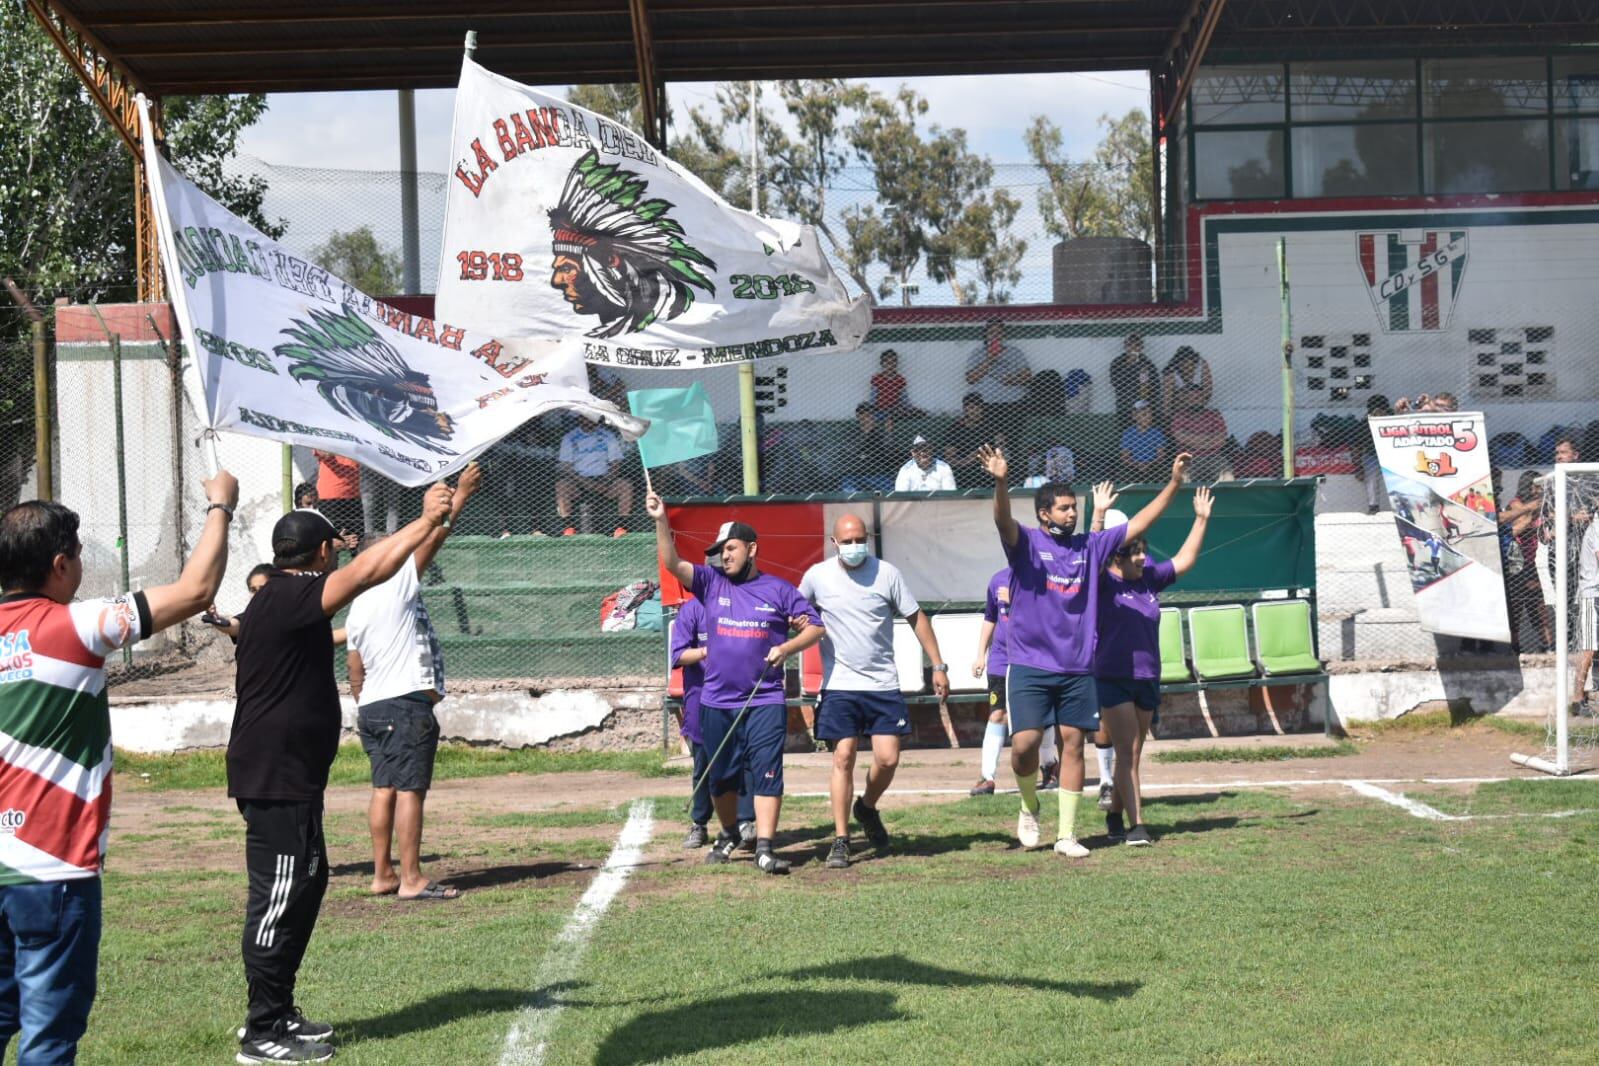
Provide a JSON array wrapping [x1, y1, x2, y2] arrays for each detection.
[[346, 556, 445, 706], [799, 556, 920, 692], [964, 343, 1030, 404], [895, 458, 956, 492], [1580, 521, 1599, 597], [559, 426, 622, 477]]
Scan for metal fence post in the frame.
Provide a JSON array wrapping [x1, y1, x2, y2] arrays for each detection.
[[1278, 237, 1295, 478]]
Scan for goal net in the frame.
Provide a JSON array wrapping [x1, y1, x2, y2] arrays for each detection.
[[1514, 462, 1599, 775]]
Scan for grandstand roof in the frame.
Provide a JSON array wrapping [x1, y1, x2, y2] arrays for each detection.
[[47, 0, 1599, 95]]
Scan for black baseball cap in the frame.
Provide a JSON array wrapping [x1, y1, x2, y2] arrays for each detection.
[[708, 520, 758, 554], [272, 508, 340, 557]]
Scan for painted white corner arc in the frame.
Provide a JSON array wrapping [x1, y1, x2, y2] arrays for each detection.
[[499, 798, 655, 1066], [1345, 780, 1464, 821]]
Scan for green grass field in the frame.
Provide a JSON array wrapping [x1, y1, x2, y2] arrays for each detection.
[[68, 762, 1599, 1065]]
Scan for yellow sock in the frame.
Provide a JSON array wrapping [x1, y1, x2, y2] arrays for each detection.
[[1017, 771, 1039, 814], [1059, 787, 1080, 840]]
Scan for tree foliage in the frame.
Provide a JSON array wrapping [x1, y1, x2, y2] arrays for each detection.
[[1027, 109, 1154, 245], [310, 227, 402, 296]]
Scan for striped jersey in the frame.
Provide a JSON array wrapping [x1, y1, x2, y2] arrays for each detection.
[[0, 591, 150, 884]]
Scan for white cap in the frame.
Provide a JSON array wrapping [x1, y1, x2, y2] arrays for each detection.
[[911, 434, 931, 449], [1103, 508, 1130, 527]]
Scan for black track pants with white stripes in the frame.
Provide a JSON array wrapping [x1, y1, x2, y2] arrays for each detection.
[[237, 798, 329, 1037]]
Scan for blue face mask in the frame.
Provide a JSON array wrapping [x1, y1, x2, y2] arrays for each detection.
[[837, 542, 870, 567]]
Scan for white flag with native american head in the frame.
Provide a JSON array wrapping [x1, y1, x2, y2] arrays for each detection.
[[137, 99, 641, 487], [435, 57, 871, 370]]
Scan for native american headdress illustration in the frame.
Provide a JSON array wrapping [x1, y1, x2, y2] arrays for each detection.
[[547, 149, 717, 338], [275, 307, 456, 455]]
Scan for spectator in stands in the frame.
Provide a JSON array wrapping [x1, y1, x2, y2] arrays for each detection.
[[945, 392, 999, 477], [895, 436, 956, 492], [1119, 400, 1168, 482], [1502, 470, 1552, 651], [870, 349, 921, 417], [1393, 391, 1458, 413], [842, 403, 898, 494], [964, 318, 1032, 409], [294, 482, 318, 509], [587, 364, 629, 410], [1357, 395, 1393, 515], [1024, 445, 1077, 489], [1109, 332, 1161, 425], [660, 454, 718, 498], [555, 416, 634, 537], [312, 450, 364, 541], [1162, 345, 1212, 419], [1169, 402, 1231, 482]]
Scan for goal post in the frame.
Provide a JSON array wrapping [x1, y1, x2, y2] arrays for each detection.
[[1512, 461, 1599, 776]]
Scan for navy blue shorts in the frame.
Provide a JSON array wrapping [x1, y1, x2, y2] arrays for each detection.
[[1006, 665, 1099, 734], [816, 690, 910, 741], [987, 672, 1007, 712], [1097, 677, 1161, 713], [700, 702, 787, 797]]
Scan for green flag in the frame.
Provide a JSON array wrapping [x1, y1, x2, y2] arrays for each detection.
[[628, 383, 719, 469]]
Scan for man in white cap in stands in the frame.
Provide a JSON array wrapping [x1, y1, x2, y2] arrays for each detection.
[[800, 514, 950, 868], [895, 435, 956, 492]]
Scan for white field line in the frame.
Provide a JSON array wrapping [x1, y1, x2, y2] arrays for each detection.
[[499, 799, 655, 1066], [1345, 781, 1464, 821], [788, 773, 1591, 801]]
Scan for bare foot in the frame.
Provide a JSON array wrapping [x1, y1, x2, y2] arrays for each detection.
[[370, 875, 400, 896]]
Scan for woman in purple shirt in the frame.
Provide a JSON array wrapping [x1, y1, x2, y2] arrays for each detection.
[[1095, 486, 1213, 847]]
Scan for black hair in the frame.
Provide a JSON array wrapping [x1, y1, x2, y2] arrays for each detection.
[[293, 481, 318, 506], [1516, 470, 1540, 497], [0, 501, 80, 592], [245, 563, 274, 590], [1032, 480, 1077, 519], [1115, 536, 1148, 558], [855, 401, 873, 415], [1366, 394, 1392, 416], [962, 391, 983, 407]]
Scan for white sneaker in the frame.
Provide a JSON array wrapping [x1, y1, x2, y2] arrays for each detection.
[[1053, 836, 1090, 858], [1016, 804, 1041, 848], [1096, 781, 1115, 811]]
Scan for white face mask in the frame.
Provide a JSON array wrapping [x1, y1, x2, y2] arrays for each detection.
[[837, 542, 870, 567]]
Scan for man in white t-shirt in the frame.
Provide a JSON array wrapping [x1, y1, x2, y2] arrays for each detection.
[[346, 464, 480, 900], [1574, 518, 1599, 713], [799, 514, 949, 869], [895, 435, 957, 492], [555, 416, 633, 536]]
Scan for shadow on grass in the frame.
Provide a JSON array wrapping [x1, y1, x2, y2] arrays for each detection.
[[446, 861, 600, 890], [593, 989, 907, 1066], [774, 954, 1140, 1001], [328, 855, 443, 878], [339, 981, 584, 1042]]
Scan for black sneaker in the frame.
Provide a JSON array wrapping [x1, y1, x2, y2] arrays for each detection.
[[236, 1033, 334, 1063], [1125, 824, 1153, 847], [704, 831, 738, 864], [1106, 811, 1127, 843], [737, 820, 757, 851], [1038, 764, 1060, 791], [237, 1008, 333, 1043], [755, 848, 791, 875], [826, 837, 851, 869], [682, 824, 709, 849], [969, 778, 996, 796], [852, 797, 890, 850]]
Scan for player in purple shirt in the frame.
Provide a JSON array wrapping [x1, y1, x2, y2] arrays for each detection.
[[1097, 486, 1212, 847], [976, 442, 1190, 857], [649, 493, 824, 875], [969, 568, 1011, 795], [671, 560, 757, 849]]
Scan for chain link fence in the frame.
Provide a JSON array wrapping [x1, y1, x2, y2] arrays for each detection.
[[7, 149, 1595, 699]]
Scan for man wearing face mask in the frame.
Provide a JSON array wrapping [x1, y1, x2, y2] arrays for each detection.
[[977, 443, 1189, 858], [647, 493, 824, 874], [799, 515, 949, 869]]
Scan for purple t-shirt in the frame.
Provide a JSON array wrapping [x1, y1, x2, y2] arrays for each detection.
[[1094, 559, 1178, 680], [1003, 523, 1126, 675], [670, 597, 708, 743], [691, 564, 821, 708], [982, 568, 1013, 677]]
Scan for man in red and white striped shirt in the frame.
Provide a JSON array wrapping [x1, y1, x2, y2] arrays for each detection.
[[0, 470, 238, 1063]]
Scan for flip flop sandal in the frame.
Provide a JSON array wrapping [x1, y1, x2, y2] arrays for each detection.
[[398, 881, 460, 901]]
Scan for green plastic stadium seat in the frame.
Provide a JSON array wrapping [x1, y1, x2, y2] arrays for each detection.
[[1252, 600, 1324, 676], [1159, 608, 1191, 684], [1187, 605, 1256, 681]]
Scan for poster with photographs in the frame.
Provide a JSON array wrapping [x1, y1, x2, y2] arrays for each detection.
[[1369, 413, 1512, 642]]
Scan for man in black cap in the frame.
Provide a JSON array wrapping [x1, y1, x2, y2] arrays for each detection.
[[648, 495, 823, 874], [229, 482, 451, 1064]]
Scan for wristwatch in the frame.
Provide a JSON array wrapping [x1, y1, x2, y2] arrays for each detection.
[[932, 663, 950, 672], [206, 502, 235, 519]]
